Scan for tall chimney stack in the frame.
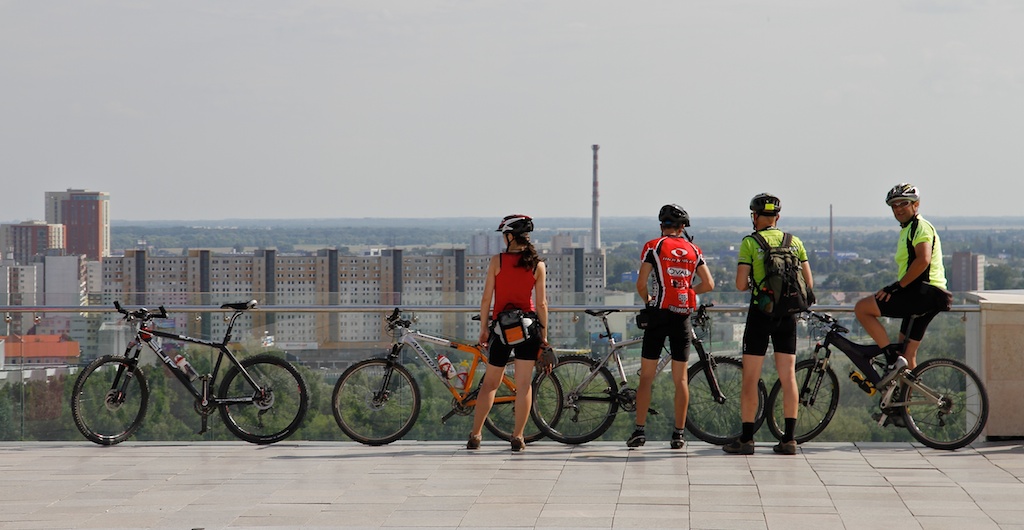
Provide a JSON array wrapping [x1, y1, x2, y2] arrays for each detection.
[[829, 204, 834, 257], [592, 144, 601, 251]]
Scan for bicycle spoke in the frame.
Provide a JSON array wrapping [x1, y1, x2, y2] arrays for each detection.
[[531, 358, 617, 444], [901, 358, 988, 450], [333, 359, 420, 445], [218, 355, 308, 444], [71, 356, 149, 445]]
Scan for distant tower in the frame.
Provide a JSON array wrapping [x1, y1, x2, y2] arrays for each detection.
[[829, 204, 834, 257], [45, 189, 110, 260], [592, 144, 601, 251]]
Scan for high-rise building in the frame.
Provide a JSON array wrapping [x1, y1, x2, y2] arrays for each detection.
[[0, 221, 65, 264], [951, 251, 985, 292], [0, 262, 42, 334], [45, 189, 110, 260]]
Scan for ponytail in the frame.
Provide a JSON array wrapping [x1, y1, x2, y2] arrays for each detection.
[[512, 234, 541, 271]]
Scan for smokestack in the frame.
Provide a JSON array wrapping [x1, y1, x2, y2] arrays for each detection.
[[592, 144, 601, 251], [829, 204, 834, 257]]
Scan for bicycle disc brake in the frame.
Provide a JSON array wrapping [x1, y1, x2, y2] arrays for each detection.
[[103, 390, 126, 412]]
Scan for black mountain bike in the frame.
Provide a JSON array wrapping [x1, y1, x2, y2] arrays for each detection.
[[71, 301, 309, 445], [531, 304, 767, 445], [765, 310, 988, 450]]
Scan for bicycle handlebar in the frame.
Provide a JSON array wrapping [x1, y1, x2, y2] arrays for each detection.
[[113, 301, 168, 322], [804, 309, 849, 334]]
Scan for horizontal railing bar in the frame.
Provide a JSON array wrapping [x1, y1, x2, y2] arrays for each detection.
[[0, 304, 980, 314]]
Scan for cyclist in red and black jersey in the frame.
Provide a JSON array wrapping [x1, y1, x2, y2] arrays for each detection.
[[628, 204, 715, 450]]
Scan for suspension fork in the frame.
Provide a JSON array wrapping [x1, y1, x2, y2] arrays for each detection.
[[109, 346, 143, 400], [798, 343, 831, 406], [694, 338, 726, 404], [372, 343, 405, 405]]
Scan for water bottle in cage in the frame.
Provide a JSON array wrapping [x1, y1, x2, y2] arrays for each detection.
[[173, 354, 199, 381], [437, 354, 455, 379]]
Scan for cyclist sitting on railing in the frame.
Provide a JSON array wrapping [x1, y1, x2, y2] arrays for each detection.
[[854, 183, 952, 374], [628, 204, 715, 450], [468, 214, 549, 452]]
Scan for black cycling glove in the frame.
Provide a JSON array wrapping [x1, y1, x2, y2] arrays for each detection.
[[882, 281, 903, 295]]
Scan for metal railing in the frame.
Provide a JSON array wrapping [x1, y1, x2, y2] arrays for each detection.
[[0, 303, 979, 443]]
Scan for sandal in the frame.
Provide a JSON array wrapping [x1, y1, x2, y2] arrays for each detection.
[[467, 433, 481, 450], [511, 436, 525, 452]]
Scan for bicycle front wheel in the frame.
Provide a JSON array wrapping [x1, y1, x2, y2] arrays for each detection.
[[900, 358, 988, 450], [71, 355, 150, 445], [766, 358, 839, 443], [332, 359, 421, 445], [531, 357, 618, 445], [686, 356, 766, 445], [218, 354, 309, 445], [483, 365, 546, 443]]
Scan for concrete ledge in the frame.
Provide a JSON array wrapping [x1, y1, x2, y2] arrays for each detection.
[[968, 290, 1024, 438]]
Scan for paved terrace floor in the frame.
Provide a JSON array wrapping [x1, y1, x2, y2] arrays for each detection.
[[2, 440, 1023, 530]]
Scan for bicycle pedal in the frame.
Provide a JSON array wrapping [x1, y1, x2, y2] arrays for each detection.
[[648, 408, 659, 415]]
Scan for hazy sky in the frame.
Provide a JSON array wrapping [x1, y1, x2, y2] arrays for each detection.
[[2, 1, 1022, 222]]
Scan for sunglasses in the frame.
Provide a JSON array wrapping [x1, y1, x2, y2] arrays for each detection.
[[890, 200, 913, 209]]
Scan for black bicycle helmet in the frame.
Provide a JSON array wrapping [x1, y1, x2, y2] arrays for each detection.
[[658, 204, 690, 227], [749, 193, 781, 216], [885, 183, 920, 205], [496, 214, 534, 235]]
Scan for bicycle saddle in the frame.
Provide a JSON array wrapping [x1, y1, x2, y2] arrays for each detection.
[[586, 309, 619, 317], [221, 300, 258, 311]]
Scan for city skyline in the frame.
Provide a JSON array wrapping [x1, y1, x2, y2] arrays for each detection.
[[3, 1, 1023, 221]]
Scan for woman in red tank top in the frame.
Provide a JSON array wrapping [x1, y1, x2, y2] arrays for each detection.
[[467, 214, 549, 452]]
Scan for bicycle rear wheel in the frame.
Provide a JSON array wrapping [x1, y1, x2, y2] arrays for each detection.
[[332, 359, 421, 445], [482, 363, 547, 443], [219, 354, 309, 444], [766, 358, 839, 443], [71, 355, 150, 445], [899, 358, 988, 450], [686, 356, 767, 445], [530, 357, 618, 444]]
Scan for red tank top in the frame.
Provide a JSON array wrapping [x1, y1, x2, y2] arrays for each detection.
[[492, 253, 536, 319]]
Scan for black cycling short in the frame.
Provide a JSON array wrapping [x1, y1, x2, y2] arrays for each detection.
[[486, 332, 541, 367], [875, 284, 944, 342], [741, 306, 797, 356], [641, 309, 692, 362]]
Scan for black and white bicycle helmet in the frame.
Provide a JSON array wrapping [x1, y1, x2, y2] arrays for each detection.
[[658, 204, 690, 227], [749, 193, 781, 216], [885, 183, 920, 205], [496, 214, 534, 235]]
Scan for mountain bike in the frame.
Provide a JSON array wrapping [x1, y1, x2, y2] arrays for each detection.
[[530, 304, 767, 445], [331, 308, 547, 446], [71, 301, 309, 445], [764, 310, 988, 450]]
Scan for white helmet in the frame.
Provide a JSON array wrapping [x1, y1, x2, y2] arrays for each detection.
[[496, 214, 534, 235]]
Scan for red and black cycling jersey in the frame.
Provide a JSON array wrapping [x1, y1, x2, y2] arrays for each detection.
[[640, 235, 705, 313]]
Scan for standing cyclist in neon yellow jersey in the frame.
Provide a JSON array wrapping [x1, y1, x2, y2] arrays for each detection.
[[724, 193, 814, 456]]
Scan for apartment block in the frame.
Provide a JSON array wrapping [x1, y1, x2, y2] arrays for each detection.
[[45, 189, 110, 260], [100, 247, 607, 356], [0, 221, 65, 264], [951, 251, 986, 292]]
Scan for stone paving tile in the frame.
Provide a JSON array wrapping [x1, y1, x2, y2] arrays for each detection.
[[1, 441, 1023, 529]]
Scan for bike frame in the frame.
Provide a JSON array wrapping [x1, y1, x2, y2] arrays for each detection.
[[117, 307, 265, 410], [381, 314, 519, 412], [805, 311, 949, 422], [566, 305, 726, 406]]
